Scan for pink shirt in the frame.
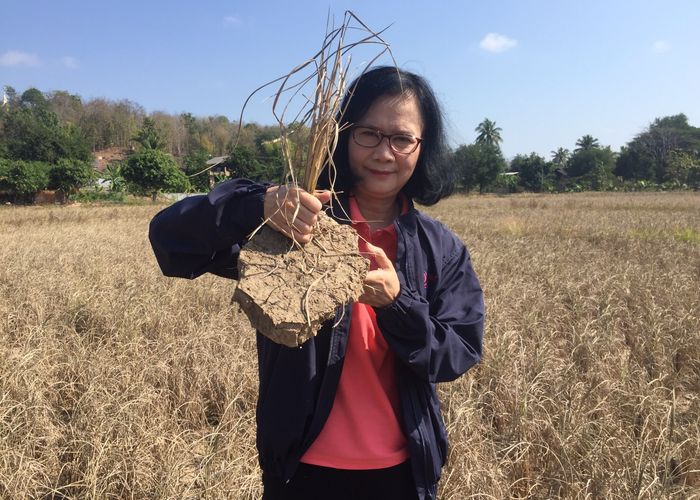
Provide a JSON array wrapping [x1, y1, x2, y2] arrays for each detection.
[[300, 197, 410, 469]]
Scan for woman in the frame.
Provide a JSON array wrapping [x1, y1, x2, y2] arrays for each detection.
[[149, 66, 484, 500]]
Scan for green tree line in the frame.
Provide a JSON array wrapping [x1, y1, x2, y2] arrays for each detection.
[[452, 115, 700, 193], [0, 85, 290, 201], [2, 85, 699, 202]]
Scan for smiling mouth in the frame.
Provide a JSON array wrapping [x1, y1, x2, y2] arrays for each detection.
[[367, 168, 394, 176]]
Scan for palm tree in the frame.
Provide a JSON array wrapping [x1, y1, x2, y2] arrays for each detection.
[[475, 118, 503, 147], [550, 147, 570, 166], [574, 134, 600, 152]]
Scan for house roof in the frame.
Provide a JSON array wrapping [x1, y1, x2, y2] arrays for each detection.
[[206, 155, 229, 166]]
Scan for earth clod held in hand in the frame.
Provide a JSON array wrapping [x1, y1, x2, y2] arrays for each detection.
[[234, 211, 368, 347]]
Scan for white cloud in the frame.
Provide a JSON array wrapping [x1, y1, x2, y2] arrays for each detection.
[[223, 15, 241, 27], [0, 50, 40, 67], [651, 40, 670, 54], [479, 33, 518, 53], [60, 56, 79, 69]]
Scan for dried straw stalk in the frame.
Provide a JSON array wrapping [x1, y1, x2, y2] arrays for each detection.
[[231, 12, 398, 346], [237, 11, 395, 196]]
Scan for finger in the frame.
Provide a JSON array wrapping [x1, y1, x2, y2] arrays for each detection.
[[278, 189, 320, 218], [362, 272, 382, 293], [365, 243, 392, 269], [357, 289, 376, 306], [279, 203, 316, 229], [314, 190, 332, 205], [270, 206, 302, 234], [299, 190, 323, 214], [291, 226, 312, 244], [266, 217, 293, 239], [276, 187, 301, 212], [269, 214, 307, 241], [265, 186, 319, 242], [290, 216, 314, 236], [272, 213, 312, 239], [358, 281, 385, 307]]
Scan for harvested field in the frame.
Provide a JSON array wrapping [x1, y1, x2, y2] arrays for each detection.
[[1, 192, 698, 498]]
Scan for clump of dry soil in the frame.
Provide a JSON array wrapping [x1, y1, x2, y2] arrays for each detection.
[[233, 212, 367, 347]]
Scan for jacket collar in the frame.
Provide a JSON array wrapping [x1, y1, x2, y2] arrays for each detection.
[[397, 198, 418, 236]]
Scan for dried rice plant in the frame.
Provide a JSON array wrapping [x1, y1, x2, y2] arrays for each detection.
[[237, 10, 394, 195], [231, 12, 397, 346]]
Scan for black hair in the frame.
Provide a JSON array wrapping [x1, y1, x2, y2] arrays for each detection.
[[317, 66, 453, 206]]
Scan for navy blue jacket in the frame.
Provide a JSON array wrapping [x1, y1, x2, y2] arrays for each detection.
[[148, 179, 484, 500]]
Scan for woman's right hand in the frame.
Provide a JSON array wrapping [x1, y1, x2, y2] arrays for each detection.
[[263, 185, 332, 244]]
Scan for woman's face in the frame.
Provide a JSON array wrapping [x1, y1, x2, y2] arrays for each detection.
[[348, 92, 424, 203]]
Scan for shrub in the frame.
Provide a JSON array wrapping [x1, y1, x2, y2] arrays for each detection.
[[0, 158, 10, 191], [122, 149, 190, 201], [5, 160, 50, 202], [492, 173, 519, 193], [182, 150, 212, 192], [102, 162, 127, 193], [49, 159, 94, 198]]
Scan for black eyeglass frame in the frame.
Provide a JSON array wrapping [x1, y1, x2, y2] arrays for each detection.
[[351, 125, 423, 155]]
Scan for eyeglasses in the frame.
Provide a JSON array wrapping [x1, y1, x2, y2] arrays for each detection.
[[351, 126, 422, 155]]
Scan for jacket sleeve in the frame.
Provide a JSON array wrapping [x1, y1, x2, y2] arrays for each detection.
[[148, 179, 270, 280], [375, 242, 484, 384]]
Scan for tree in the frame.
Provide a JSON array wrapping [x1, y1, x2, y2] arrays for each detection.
[[474, 145, 506, 193], [550, 147, 570, 168], [1, 105, 58, 161], [586, 156, 617, 191], [567, 146, 615, 178], [452, 143, 505, 193], [0, 88, 91, 163], [0, 159, 10, 191], [79, 98, 112, 149], [151, 111, 179, 155], [4, 160, 50, 202], [614, 144, 655, 180], [226, 145, 268, 180], [47, 90, 83, 126], [574, 134, 600, 152], [475, 118, 503, 147], [102, 162, 127, 193], [79, 98, 144, 150], [182, 149, 212, 192], [622, 113, 700, 182], [452, 144, 480, 191], [3, 86, 18, 106], [133, 117, 166, 150], [167, 113, 188, 157], [48, 159, 94, 199], [666, 150, 700, 185], [510, 153, 551, 192], [208, 115, 232, 156], [20, 88, 48, 108], [454, 119, 507, 193], [652, 113, 692, 131], [122, 149, 190, 201]]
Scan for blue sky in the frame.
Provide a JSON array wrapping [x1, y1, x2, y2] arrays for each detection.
[[1, 0, 698, 159]]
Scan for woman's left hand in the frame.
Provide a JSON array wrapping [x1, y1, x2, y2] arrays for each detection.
[[359, 243, 400, 307]]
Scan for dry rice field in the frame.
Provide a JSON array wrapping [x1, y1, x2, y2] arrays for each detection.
[[1, 192, 698, 499]]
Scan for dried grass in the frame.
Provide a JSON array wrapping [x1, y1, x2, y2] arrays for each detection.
[[0, 192, 698, 498], [236, 11, 392, 194]]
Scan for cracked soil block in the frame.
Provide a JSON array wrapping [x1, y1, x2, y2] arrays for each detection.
[[233, 212, 368, 347]]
